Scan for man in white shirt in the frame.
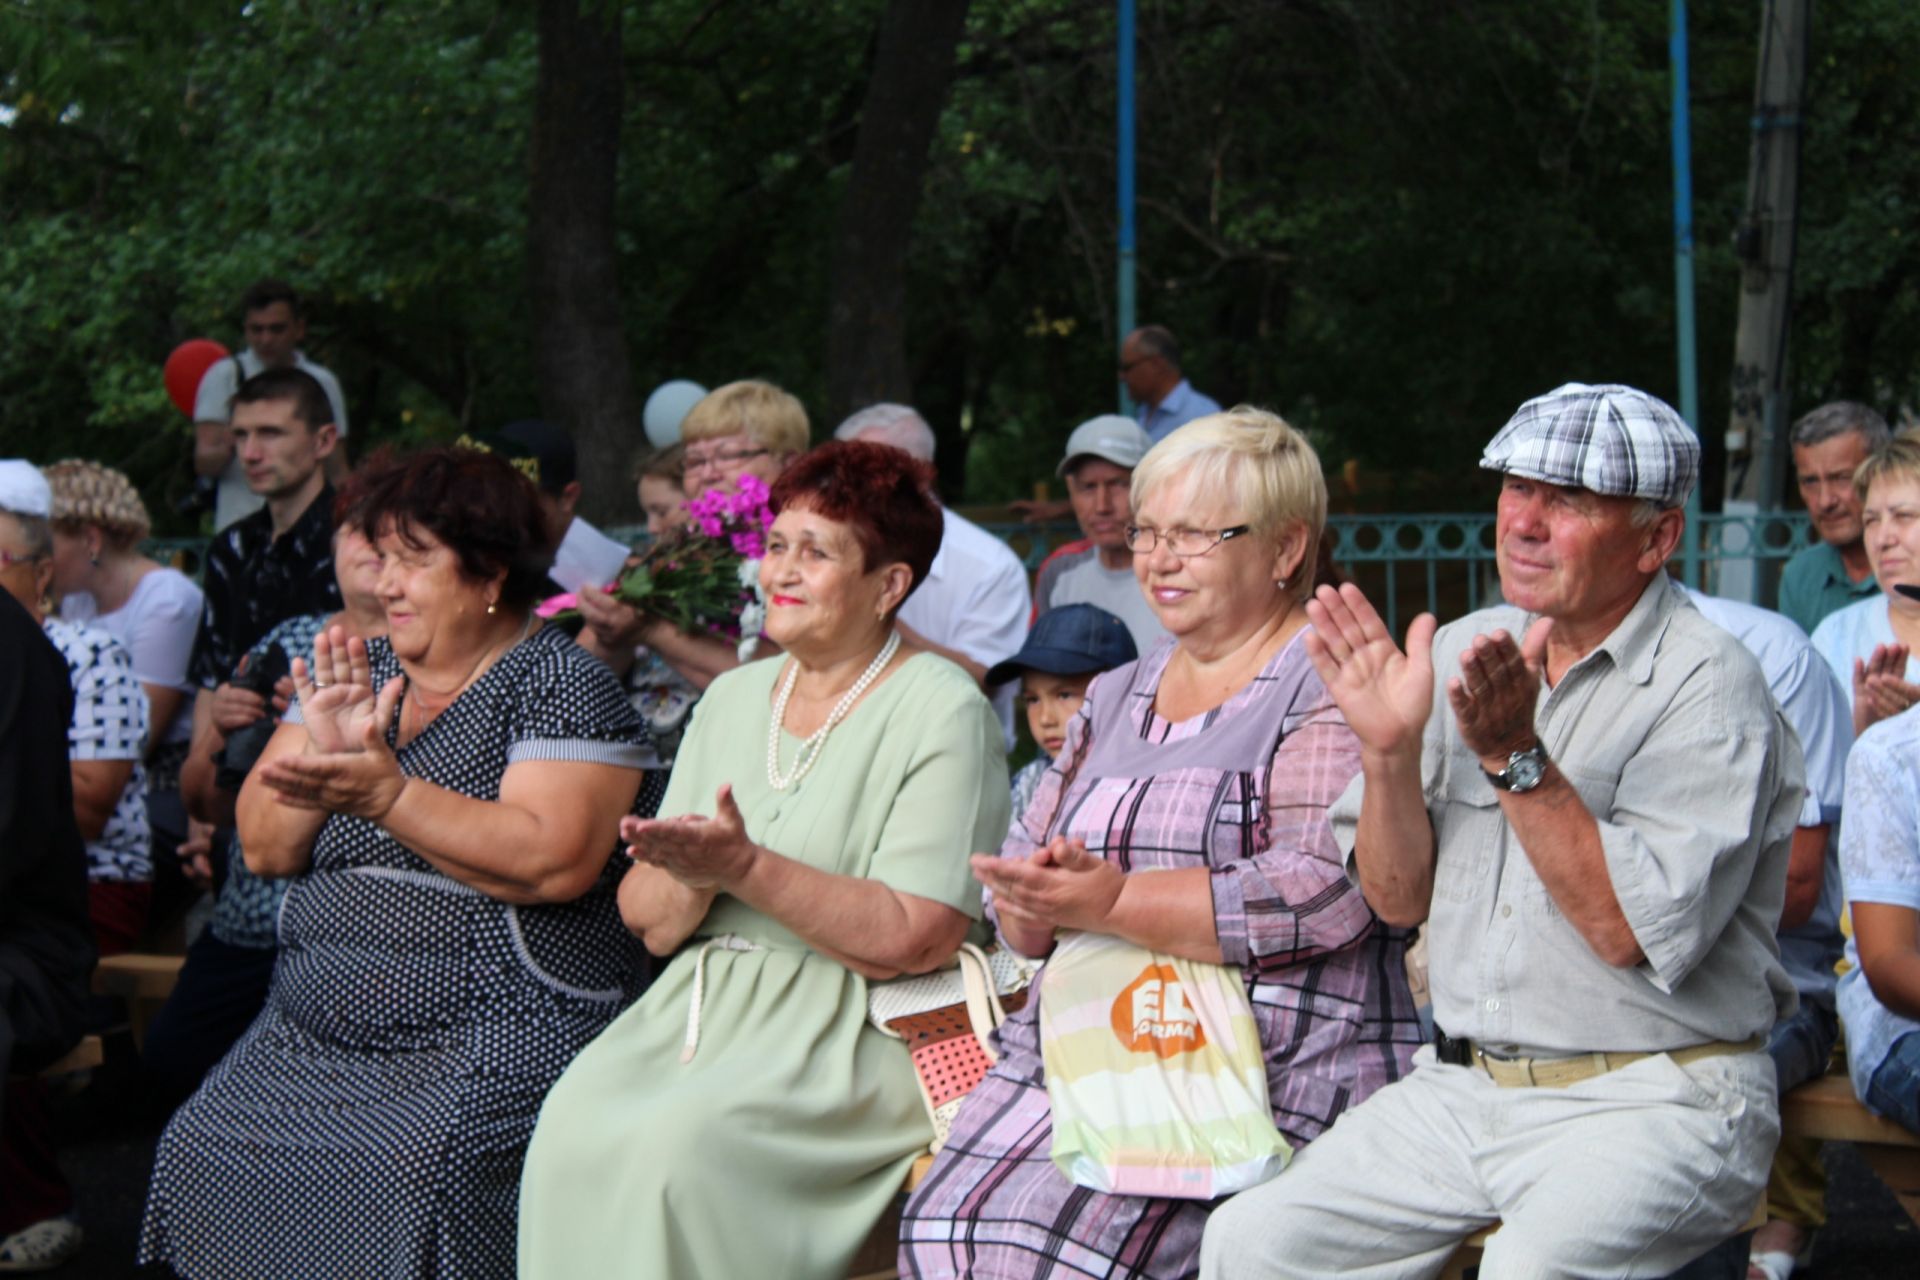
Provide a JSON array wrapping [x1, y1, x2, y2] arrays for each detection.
[[193, 280, 350, 531], [835, 404, 1030, 747], [1682, 589, 1850, 1280]]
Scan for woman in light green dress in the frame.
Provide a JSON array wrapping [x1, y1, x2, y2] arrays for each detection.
[[518, 441, 1010, 1279]]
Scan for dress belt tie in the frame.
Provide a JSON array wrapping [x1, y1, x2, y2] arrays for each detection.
[[681, 933, 765, 1063]]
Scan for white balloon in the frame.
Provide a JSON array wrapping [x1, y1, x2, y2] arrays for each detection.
[[643, 380, 708, 448]]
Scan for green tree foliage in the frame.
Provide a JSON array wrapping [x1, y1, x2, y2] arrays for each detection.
[[2, 0, 1917, 529]]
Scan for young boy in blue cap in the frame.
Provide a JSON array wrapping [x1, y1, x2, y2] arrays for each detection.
[[985, 603, 1138, 825]]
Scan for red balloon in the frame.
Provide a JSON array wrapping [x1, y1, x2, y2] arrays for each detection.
[[163, 338, 232, 418]]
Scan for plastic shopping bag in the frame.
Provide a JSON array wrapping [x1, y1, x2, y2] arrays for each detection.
[[1041, 930, 1290, 1200]]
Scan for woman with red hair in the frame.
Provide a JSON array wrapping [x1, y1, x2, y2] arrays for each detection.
[[519, 440, 1010, 1278]]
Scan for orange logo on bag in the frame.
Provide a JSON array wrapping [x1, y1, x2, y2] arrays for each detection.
[[1110, 965, 1207, 1058]]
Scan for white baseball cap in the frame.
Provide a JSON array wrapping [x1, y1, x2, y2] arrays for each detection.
[[0, 460, 51, 517], [1057, 415, 1151, 477]]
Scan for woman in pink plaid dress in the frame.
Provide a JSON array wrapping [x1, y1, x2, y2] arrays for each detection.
[[901, 409, 1423, 1279]]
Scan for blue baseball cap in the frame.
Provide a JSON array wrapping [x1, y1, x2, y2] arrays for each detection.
[[986, 604, 1139, 686]]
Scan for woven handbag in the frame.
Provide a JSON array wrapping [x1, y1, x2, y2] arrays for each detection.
[[868, 943, 1039, 1152]]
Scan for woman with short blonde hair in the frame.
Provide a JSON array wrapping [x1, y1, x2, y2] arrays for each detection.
[[578, 380, 810, 698], [902, 407, 1420, 1278], [1814, 432, 1920, 734], [677, 379, 810, 496], [1129, 406, 1328, 594]]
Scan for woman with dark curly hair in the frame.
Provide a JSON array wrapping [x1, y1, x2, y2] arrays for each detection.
[[518, 440, 1011, 1279], [139, 446, 654, 1280]]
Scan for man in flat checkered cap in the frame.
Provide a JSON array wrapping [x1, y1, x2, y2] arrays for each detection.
[[1204, 383, 1804, 1278]]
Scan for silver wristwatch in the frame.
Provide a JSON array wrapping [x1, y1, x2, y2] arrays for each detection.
[[1484, 743, 1549, 793]]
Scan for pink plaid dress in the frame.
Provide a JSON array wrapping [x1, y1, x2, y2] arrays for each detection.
[[899, 632, 1422, 1279]]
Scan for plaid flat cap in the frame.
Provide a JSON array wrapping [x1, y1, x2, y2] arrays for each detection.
[[1480, 382, 1699, 507]]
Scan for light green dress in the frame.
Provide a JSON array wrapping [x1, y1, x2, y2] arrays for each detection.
[[517, 652, 1009, 1278]]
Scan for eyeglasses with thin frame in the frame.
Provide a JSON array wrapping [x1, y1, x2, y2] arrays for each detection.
[[683, 445, 771, 472], [1117, 355, 1160, 374], [1123, 524, 1252, 557]]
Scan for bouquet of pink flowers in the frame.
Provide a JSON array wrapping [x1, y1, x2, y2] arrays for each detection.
[[539, 474, 773, 659]]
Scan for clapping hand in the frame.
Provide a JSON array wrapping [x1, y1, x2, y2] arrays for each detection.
[[1854, 643, 1920, 735], [292, 627, 403, 755], [621, 784, 760, 890], [258, 628, 408, 820], [1446, 619, 1554, 768], [1302, 584, 1438, 759], [971, 837, 1124, 936]]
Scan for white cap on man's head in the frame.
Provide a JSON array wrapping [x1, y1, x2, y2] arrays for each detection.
[[1057, 415, 1151, 477], [0, 461, 51, 517]]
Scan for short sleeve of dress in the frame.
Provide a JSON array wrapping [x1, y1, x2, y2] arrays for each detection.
[[863, 672, 1010, 918], [505, 638, 651, 769], [1841, 718, 1920, 912], [61, 626, 148, 763]]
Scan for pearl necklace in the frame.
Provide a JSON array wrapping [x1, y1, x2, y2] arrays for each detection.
[[766, 630, 900, 791]]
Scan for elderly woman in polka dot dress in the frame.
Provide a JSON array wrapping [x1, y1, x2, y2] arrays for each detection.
[[518, 440, 1011, 1279], [138, 446, 654, 1279]]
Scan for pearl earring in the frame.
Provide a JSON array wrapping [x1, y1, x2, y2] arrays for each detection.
[[487, 601, 497, 615], [1275, 577, 1288, 591]]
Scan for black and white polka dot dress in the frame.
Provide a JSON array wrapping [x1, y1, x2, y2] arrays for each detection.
[[139, 627, 652, 1279]]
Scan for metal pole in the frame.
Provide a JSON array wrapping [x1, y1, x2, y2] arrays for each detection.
[[1116, 0, 1137, 414], [1671, 0, 1702, 587], [1724, 0, 1808, 516]]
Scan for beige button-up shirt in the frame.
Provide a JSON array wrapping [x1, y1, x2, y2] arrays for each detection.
[[1333, 575, 1802, 1057]]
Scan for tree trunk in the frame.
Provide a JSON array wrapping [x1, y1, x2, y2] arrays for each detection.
[[530, 0, 639, 523], [824, 0, 972, 441]]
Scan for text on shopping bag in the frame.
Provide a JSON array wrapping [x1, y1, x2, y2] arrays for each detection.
[[1111, 964, 1209, 1058]]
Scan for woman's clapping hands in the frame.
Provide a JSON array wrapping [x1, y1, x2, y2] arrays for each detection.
[[256, 627, 409, 820], [972, 837, 1124, 937], [621, 785, 761, 890], [1854, 642, 1920, 735]]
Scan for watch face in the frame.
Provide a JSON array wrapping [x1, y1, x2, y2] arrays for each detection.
[[1505, 750, 1546, 791]]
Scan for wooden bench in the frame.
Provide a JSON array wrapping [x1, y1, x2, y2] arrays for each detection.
[[91, 952, 187, 1049], [5, 1035, 104, 1096], [1778, 1069, 1920, 1228]]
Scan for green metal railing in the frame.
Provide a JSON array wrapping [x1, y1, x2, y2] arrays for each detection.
[[147, 510, 1816, 638]]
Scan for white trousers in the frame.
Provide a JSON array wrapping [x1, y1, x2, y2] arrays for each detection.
[[1199, 1044, 1777, 1280]]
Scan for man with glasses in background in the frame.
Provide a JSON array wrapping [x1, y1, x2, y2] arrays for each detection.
[[1122, 325, 1220, 444]]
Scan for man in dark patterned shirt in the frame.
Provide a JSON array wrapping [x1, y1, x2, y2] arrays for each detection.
[[184, 367, 342, 818]]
